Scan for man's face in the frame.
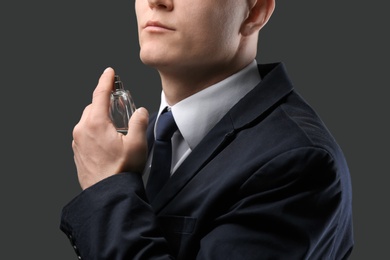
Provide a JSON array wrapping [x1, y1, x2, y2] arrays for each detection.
[[135, 0, 248, 72]]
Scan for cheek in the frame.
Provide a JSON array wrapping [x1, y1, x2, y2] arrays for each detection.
[[200, 9, 240, 44], [186, 13, 230, 47], [197, 23, 239, 56]]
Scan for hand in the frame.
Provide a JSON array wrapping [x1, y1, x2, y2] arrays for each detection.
[[72, 67, 149, 190]]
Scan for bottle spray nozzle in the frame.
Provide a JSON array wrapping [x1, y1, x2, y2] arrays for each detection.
[[114, 75, 124, 90]]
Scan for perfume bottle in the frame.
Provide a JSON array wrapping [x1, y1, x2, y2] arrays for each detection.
[[109, 75, 136, 134]]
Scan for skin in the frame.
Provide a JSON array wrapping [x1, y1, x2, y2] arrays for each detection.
[[72, 0, 275, 190], [136, 0, 275, 105]]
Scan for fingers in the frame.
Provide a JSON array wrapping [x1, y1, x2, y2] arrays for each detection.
[[90, 67, 115, 120], [122, 107, 149, 172], [126, 107, 149, 139], [74, 67, 116, 136]]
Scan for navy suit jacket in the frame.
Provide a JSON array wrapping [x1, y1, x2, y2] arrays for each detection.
[[61, 62, 354, 259]]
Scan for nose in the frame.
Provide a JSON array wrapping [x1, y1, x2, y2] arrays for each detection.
[[147, 0, 173, 10]]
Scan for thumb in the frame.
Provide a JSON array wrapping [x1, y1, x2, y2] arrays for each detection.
[[123, 107, 149, 172], [127, 107, 149, 135], [123, 107, 149, 165]]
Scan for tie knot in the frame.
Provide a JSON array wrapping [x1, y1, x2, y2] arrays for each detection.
[[156, 109, 177, 141]]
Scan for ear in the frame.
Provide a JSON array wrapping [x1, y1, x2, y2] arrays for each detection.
[[240, 0, 275, 36]]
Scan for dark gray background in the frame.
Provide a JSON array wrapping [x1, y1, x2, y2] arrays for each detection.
[[1, 1, 387, 259]]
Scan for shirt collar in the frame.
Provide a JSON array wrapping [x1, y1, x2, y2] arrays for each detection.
[[157, 59, 261, 150]]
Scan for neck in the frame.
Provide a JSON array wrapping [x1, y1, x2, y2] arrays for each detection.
[[158, 58, 255, 106]]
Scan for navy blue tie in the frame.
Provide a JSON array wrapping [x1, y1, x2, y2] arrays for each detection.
[[146, 108, 178, 201]]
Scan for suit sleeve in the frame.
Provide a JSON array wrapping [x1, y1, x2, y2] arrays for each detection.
[[196, 147, 353, 260], [60, 172, 174, 259]]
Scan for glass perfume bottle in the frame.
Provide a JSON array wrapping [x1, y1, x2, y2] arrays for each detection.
[[109, 75, 136, 134]]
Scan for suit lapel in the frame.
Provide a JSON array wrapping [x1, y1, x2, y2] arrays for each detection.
[[150, 114, 236, 211], [149, 62, 294, 212]]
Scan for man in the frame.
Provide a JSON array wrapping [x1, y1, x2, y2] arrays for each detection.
[[61, 0, 354, 259]]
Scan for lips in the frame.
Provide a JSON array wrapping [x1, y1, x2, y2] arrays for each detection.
[[144, 21, 174, 31]]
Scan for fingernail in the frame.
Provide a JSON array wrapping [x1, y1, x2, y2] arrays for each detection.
[[136, 107, 149, 116], [103, 67, 112, 73]]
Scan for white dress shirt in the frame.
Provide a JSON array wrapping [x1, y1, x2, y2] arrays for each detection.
[[142, 60, 261, 185]]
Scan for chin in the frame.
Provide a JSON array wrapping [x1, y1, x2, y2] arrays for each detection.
[[140, 55, 163, 67], [140, 50, 176, 69]]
